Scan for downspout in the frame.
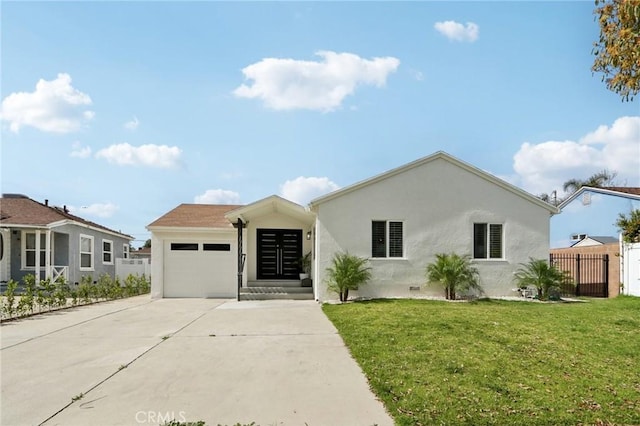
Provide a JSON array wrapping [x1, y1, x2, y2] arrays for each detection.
[[236, 218, 246, 301]]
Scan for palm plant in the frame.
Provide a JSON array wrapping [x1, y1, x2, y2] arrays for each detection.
[[325, 252, 371, 302], [513, 258, 571, 301], [562, 169, 617, 194], [426, 253, 482, 300]]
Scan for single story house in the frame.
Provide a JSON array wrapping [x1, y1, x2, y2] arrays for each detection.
[[148, 151, 559, 301], [0, 194, 133, 285], [570, 235, 618, 248]]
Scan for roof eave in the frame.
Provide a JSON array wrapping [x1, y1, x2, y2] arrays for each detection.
[[558, 186, 640, 210], [147, 225, 235, 233]]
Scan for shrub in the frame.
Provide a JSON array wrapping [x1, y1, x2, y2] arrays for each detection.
[[325, 252, 371, 302], [426, 253, 482, 300], [19, 274, 36, 315], [3, 280, 18, 317], [513, 258, 572, 301], [53, 278, 70, 308]]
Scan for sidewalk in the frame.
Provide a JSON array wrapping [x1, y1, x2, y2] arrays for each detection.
[[1, 297, 393, 426]]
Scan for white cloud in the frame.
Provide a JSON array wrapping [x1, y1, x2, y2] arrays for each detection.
[[233, 50, 400, 112], [194, 189, 241, 204], [95, 143, 182, 169], [0, 73, 94, 133], [279, 176, 340, 205], [68, 202, 119, 219], [513, 116, 640, 196], [70, 141, 92, 158], [124, 116, 139, 130], [434, 21, 479, 42]]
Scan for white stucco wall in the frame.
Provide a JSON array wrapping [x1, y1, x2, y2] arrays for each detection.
[[313, 157, 552, 301]]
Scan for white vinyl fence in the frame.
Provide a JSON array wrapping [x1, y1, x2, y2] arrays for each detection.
[[116, 258, 151, 282], [621, 242, 640, 296]]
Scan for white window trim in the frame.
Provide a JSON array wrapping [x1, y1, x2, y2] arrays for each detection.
[[123, 243, 130, 259], [473, 223, 505, 261], [371, 220, 406, 259], [102, 239, 114, 265], [21, 230, 51, 270], [80, 234, 95, 271]]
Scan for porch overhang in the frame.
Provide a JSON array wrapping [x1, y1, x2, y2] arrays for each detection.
[[224, 195, 315, 226]]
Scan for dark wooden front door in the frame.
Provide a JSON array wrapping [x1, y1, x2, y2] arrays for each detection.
[[257, 229, 302, 280]]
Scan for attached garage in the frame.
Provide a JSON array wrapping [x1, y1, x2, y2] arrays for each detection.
[[148, 197, 316, 300], [163, 239, 236, 298], [147, 204, 242, 299]]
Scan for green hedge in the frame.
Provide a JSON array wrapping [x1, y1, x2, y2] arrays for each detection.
[[1, 273, 150, 321]]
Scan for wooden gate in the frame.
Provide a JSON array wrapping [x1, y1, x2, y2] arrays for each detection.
[[549, 253, 609, 297]]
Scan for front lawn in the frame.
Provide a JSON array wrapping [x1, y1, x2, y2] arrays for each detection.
[[323, 297, 640, 425]]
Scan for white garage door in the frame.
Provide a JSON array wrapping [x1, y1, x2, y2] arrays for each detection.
[[163, 240, 236, 298]]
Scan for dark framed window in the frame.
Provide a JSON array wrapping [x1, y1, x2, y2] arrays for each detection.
[[102, 240, 113, 264], [171, 243, 198, 251], [372, 221, 403, 258], [203, 243, 231, 251], [473, 223, 503, 259]]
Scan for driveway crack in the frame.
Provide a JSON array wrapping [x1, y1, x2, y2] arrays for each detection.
[[38, 310, 210, 425]]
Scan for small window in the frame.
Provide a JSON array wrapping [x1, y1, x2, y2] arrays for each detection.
[[203, 243, 231, 251], [171, 243, 198, 251], [474, 223, 503, 259], [102, 240, 113, 264], [80, 234, 94, 270], [123, 244, 130, 259], [372, 220, 404, 258]]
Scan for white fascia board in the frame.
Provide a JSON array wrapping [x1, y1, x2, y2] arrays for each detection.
[[0, 224, 49, 230], [147, 225, 235, 234], [48, 219, 133, 241], [558, 186, 640, 210]]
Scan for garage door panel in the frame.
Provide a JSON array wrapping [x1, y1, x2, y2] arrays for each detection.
[[164, 240, 236, 298]]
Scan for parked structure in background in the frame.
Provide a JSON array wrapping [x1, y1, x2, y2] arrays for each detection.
[[0, 194, 133, 286]]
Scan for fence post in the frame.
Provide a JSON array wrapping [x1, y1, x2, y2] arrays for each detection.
[[603, 254, 609, 298], [575, 253, 581, 297]]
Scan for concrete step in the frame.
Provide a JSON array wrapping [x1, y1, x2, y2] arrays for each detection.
[[239, 292, 315, 301], [247, 280, 306, 288], [239, 286, 314, 301], [241, 287, 312, 294]]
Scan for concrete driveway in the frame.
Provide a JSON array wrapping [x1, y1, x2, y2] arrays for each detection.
[[1, 297, 393, 426]]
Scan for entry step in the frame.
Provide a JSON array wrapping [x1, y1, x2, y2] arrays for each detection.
[[247, 280, 307, 288], [239, 286, 314, 301]]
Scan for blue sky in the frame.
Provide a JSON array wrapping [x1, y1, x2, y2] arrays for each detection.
[[1, 1, 638, 248]]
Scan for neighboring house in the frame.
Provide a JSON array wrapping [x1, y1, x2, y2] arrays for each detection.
[[131, 247, 151, 261], [148, 151, 558, 301], [0, 194, 133, 285], [571, 235, 618, 247], [552, 186, 640, 248]]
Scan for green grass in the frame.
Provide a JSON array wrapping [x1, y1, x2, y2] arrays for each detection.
[[323, 297, 640, 426]]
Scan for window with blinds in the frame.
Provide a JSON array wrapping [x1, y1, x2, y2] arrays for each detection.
[[473, 223, 503, 259], [372, 220, 403, 258]]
